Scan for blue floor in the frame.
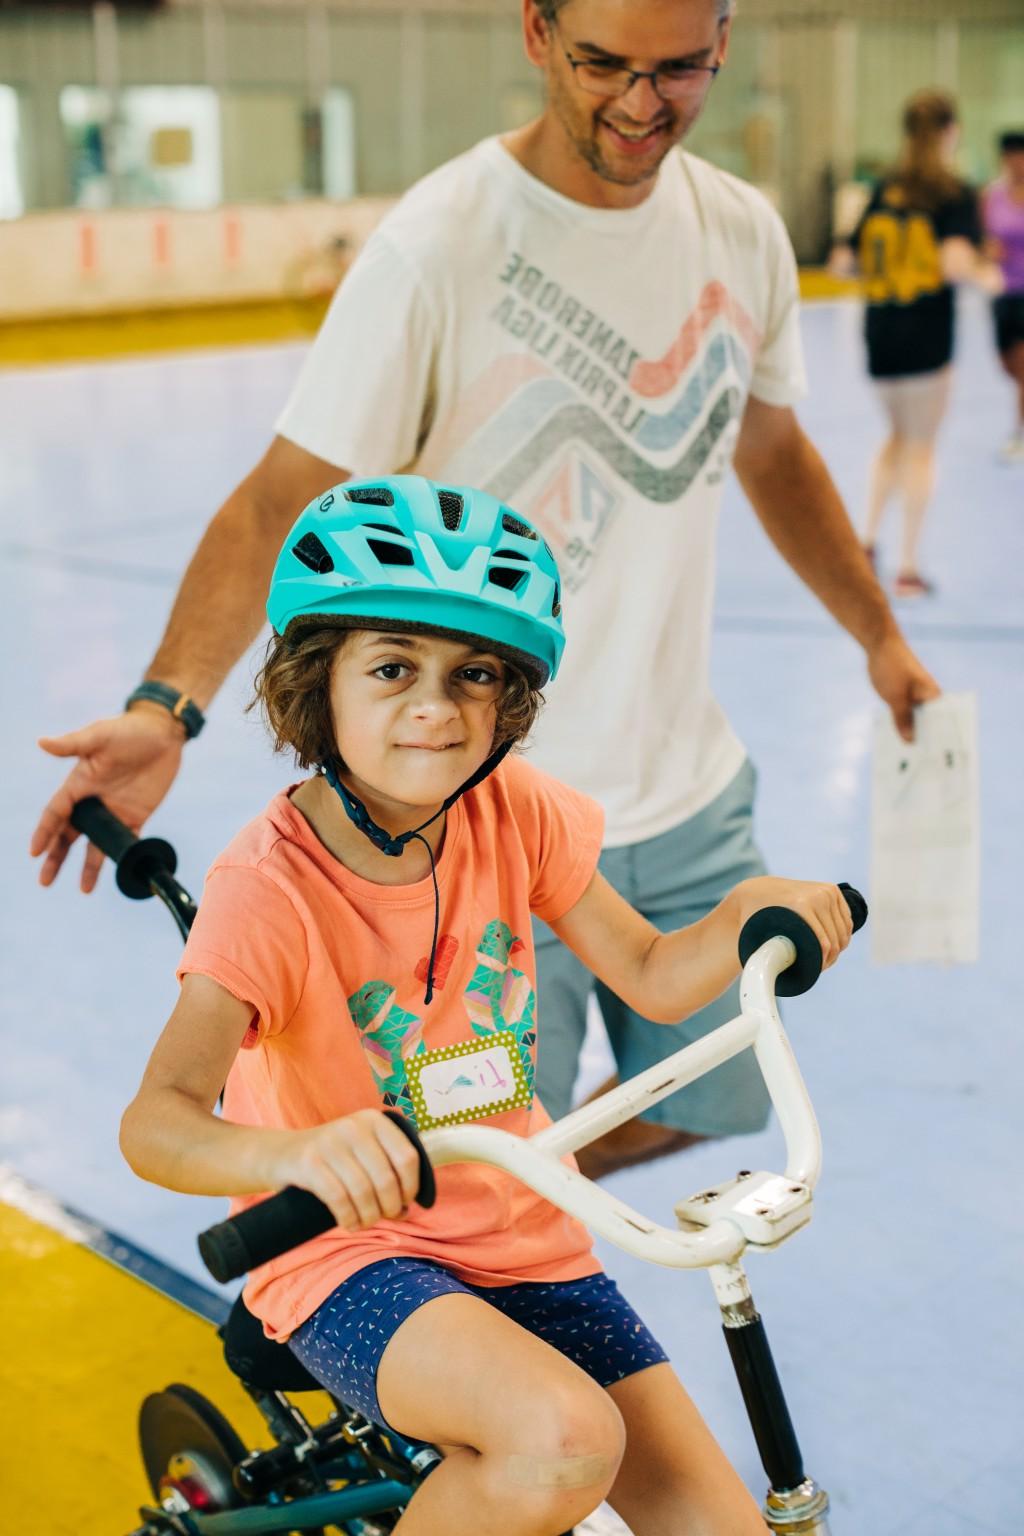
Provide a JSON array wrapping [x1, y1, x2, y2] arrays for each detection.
[[2, 295, 1022, 1533]]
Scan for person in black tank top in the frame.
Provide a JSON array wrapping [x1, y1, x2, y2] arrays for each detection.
[[834, 91, 999, 598]]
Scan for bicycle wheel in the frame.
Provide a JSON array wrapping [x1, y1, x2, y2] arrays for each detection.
[[139, 1382, 249, 1512]]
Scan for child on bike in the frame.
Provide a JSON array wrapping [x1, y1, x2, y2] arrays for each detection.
[[121, 475, 852, 1536]]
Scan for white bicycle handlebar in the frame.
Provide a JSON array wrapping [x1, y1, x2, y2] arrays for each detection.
[[420, 935, 820, 1270]]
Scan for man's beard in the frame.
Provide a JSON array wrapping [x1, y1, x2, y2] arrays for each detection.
[[550, 77, 685, 188]]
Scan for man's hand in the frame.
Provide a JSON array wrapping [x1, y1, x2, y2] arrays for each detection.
[[866, 632, 940, 743], [31, 705, 186, 891]]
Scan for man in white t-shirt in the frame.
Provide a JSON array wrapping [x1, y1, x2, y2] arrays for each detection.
[[33, 0, 937, 1175]]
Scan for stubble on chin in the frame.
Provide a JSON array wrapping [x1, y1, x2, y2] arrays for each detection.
[[550, 81, 683, 189]]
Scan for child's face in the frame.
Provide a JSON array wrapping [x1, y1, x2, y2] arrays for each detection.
[[329, 628, 507, 814]]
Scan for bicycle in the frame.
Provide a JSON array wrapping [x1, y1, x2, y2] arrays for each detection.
[[69, 795, 866, 1536]]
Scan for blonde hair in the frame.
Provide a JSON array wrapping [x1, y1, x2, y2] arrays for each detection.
[[250, 625, 543, 770]]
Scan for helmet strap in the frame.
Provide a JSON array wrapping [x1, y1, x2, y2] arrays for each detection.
[[322, 738, 513, 857], [321, 740, 515, 1005]]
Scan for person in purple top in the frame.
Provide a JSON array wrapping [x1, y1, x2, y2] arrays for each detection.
[[983, 130, 1024, 463]]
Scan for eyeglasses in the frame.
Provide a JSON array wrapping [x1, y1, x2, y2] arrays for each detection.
[[557, 35, 721, 101]]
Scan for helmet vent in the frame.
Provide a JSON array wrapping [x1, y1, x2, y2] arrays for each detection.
[[365, 521, 401, 534], [368, 538, 415, 567], [437, 490, 464, 530], [501, 512, 538, 541], [488, 566, 527, 593], [292, 532, 335, 575], [345, 486, 395, 507], [552, 583, 561, 619]]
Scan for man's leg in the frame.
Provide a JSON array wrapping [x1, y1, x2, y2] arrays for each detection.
[[576, 760, 771, 1178], [573, 1077, 704, 1180], [533, 846, 630, 1123], [532, 916, 597, 1123]]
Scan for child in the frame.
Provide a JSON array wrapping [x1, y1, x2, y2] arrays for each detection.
[[121, 475, 852, 1536]]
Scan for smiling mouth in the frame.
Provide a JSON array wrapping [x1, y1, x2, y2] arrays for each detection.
[[601, 119, 670, 145]]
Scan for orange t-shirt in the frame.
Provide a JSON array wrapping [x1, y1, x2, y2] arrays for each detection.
[[178, 754, 604, 1338]]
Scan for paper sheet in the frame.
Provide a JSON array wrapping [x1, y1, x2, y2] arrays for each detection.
[[870, 692, 979, 965]]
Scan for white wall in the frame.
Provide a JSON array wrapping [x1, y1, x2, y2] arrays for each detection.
[[0, 195, 394, 318]]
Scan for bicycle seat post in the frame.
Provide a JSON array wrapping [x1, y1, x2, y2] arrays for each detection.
[[708, 1260, 831, 1535]]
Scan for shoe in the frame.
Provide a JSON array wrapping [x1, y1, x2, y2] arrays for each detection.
[[999, 433, 1024, 464], [892, 570, 935, 599]]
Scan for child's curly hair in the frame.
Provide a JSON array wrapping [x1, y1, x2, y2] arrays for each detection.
[[251, 624, 544, 770]]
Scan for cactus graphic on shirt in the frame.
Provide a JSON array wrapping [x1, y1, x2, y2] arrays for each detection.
[[464, 920, 536, 1097], [347, 920, 537, 1127]]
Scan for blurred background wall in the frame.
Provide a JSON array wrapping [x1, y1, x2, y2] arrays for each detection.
[[2, 0, 1022, 324]]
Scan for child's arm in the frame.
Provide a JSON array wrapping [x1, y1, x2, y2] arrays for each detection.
[[120, 973, 421, 1231], [549, 873, 853, 1024]]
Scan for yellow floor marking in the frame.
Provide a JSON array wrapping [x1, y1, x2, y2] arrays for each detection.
[[798, 268, 860, 301], [0, 270, 859, 370], [0, 1199, 333, 1536], [0, 295, 331, 368]]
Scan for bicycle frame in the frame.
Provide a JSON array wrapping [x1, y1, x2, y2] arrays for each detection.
[[150, 1479, 412, 1533]]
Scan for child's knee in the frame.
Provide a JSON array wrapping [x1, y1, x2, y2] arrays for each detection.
[[503, 1380, 625, 1523]]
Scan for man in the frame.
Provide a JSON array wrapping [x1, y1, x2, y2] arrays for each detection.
[[32, 0, 937, 1177]]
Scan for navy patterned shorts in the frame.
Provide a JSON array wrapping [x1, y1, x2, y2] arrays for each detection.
[[288, 1257, 668, 1433]]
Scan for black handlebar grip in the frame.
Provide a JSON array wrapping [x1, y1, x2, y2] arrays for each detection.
[[197, 1111, 437, 1284], [737, 882, 868, 998], [70, 796, 178, 901], [838, 881, 868, 935], [383, 1110, 437, 1210]]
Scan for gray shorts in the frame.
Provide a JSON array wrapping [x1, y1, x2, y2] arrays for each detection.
[[532, 758, 770, 1138]]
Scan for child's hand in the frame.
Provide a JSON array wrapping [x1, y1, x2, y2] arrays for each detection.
[[281, 1109, 425, 1231], [733, 878, 853, 971]]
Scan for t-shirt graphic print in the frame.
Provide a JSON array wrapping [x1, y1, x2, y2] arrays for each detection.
[[446, 264, 760, 595], [350, 918, 538, 1130]]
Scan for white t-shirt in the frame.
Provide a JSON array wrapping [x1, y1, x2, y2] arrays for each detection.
[[276, 137, 806, 846]]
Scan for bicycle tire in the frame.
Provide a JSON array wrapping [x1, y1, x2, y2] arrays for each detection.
[[138, 1382, 248, 1511]]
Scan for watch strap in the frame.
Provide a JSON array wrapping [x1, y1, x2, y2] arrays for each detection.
[[125, 681, 205, 740]]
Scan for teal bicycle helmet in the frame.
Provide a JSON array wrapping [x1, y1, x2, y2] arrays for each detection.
[[268, 475, 564, 687]]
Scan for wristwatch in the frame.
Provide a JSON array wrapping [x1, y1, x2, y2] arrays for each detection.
[[125, 681, 206, 740]]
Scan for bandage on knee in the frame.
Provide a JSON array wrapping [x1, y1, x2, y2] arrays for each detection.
[[506, 1452, 612, 1489]]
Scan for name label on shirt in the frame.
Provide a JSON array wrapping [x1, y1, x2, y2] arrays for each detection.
[[407, 1031, 532, 1130]]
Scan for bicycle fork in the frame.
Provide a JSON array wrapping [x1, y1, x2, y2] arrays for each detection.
[[710, 1263, 831, 1535]]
